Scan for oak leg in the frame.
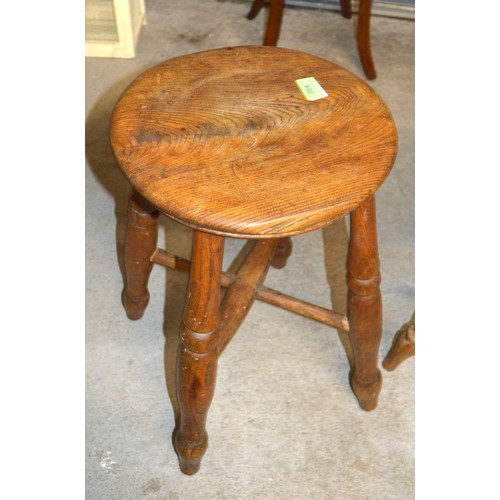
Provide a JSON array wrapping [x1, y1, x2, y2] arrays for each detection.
[[357, 0, 377, 80], [270, 237, 293, 269], [340, 0, 352, 19], [174, 231, 225, 475], [122, 190, 159, 320], [346, 196, 382, 411], [263, 0, 285, 46], [247, 0, 265, 20]]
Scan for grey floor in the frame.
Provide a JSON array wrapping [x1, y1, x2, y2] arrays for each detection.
[[86, 1, 414, 498]]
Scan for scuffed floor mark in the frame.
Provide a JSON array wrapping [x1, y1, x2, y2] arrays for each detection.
[[95, 449, 121, 475], [142, 477, 162, 496]]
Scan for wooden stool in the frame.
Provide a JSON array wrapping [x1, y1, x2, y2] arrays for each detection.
[[110, 46, 397, 475], [247, 0, 377, 80]]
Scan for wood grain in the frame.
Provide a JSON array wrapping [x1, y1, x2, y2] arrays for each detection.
[[110, 46, 396, 238], [346, 196, 382, 411], [174, 230, 224, 475]]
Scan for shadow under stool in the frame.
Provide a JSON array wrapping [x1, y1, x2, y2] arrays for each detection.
[[110, 45, 397, 475]]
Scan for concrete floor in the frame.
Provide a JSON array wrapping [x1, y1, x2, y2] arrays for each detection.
[[86, 0, 414, 498]]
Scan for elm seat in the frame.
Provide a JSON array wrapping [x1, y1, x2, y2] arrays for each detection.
[[110, 45, 398, 475], [110, 46, 396, 238]]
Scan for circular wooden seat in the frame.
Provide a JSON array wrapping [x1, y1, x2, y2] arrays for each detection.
[[111, 46, 399, 475], [110, 46, 397, 238]]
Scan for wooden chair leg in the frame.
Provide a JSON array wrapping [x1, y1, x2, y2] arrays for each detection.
[[122, 190, 159, 320], [263, 0, 285, 46], [346, 196, 382, 411], [340, 0, 352, 19], [246, 0, 284, 46], [247, 0, 265, 20], [271, 237, 293, 269], [383, 313, 415, 371], [357, 0, 377, 80], [174, 231, 225, 475]]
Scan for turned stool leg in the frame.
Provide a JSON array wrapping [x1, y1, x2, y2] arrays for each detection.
[[271, 237, 293, 269], [122, 190, 159, 320], [346, 196, 382, 411], [174, 231, 225, 475]]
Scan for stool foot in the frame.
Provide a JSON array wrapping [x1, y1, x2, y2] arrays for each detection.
[[175, 231, 224, 475], [123, 291, 150, 321], [346, 196, 383, 410], [350, 369, 382, 411], [174, 430, 207, 475], [270, 237, 293, 269], [123, 191, 159, 320]]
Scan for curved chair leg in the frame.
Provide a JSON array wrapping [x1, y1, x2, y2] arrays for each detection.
[[357, 0, 377, 80], [174, 231, 225, 475], [247, 0, 284, 46], [346, 196, 382, 411], [247, 0, 265, 20], [263, 0, 285, 46], [383, 313, 415, 371], [340, 0, 352, 19], [122, 190, 159, 320]]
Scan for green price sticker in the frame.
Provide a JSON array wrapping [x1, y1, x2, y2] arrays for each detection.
[[295, 77, 328, 101]]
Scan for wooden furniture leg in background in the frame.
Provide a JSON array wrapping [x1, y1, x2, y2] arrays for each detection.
[[340, 0, 352, 19], [264, 0, 285, 46], [340, 0, 377, 79], [357, 0, 376, 80], [247, 0, 265, 20], [122, 190, 159, 320], [383, 313, 415, 371], [247, 0, 285, 46], [346, 196, 382, 411], [246, 0, 376, 80], [174, 231, 225, 475]]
